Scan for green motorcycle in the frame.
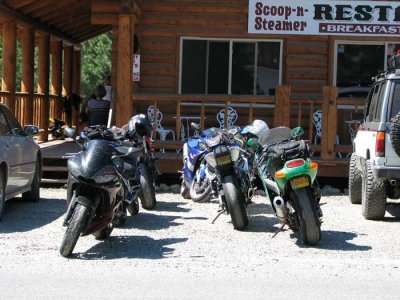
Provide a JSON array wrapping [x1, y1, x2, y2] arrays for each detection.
[[250, 126, 322, 246]]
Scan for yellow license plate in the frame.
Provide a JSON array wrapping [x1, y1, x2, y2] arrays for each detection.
[[216, 155, 232, 165], [291, 176, 309, 189]]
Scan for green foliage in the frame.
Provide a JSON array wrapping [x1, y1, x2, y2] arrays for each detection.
[[81, 32, 112, 99]]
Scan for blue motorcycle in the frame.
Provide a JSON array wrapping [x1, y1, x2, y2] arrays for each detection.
[[180, 124, 219, 202]]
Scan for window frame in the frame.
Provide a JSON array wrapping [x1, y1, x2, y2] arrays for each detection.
[[178, 37, 283, 95], [333, 40, 400, 87]]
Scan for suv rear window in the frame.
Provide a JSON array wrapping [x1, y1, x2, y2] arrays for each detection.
[[365, 83, 385, 122], [390, 80, 400, 120]]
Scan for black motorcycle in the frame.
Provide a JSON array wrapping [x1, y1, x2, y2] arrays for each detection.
[[60, 117, 157, 257]]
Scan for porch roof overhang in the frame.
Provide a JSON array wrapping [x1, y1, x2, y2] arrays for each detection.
[[0, 0, 141, 44]]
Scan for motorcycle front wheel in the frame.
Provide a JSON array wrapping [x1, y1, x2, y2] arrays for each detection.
[[222, 175, 248, 230], [291, 188, 321, 246], [189, 171, 211, 203], [139, 163, 157, 210], [59, 201, 89, 257]]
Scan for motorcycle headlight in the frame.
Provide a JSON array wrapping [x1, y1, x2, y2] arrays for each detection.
[[204, 152, 217, 168], [230, 146, 240, 162], [93, 167, 118, 184]]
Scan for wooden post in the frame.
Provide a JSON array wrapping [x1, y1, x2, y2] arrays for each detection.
[[63, 45, 73, 125], [37, 33, 50, 141], [274, 85, 291, 127], [1, 21, 17, 112], [21, 26, 35, 126], [321, 86, 338, 160], [116, 14, 134, 127], [176, 100, 181, 140], [72, 48, 81, 128], [51, 40, 63, 120]]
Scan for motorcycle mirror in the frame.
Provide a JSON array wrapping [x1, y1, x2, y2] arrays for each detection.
[[191, 122, 201, 131], [291, 127, 304, 139]]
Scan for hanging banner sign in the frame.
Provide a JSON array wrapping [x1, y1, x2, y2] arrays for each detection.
[[133, 54, 140, 82], [248, 0, 400, 36]]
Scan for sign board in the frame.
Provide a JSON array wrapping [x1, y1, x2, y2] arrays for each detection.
[[248, 0, 400, 36], [133, 54, 140, 81]]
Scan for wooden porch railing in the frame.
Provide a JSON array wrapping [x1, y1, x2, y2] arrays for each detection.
[[0, 91, 66, 141], [131, 85, 366, 160]]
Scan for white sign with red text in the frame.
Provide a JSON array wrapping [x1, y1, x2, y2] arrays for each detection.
[[248, 0, 400, 36], [133, 54, 140, 82]]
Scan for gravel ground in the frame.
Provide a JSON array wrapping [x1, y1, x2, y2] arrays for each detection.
[[0, 188, 400, 299]]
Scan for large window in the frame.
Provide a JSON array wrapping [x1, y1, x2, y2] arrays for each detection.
[[180, 38, 282, 96], [335, 41, 400, 98]]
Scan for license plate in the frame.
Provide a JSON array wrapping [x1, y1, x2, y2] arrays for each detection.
[[290, 176, 309, 189], [216, 155, 232, 165]]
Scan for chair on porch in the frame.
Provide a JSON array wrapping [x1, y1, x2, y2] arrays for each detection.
[[313, 110, 342, 158], [217, 107, 238, 128], [147, 105, 176, 141]]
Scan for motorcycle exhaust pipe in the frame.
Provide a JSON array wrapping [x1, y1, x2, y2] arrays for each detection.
[[390, 179, 397, 186], [264, 178, 280, 195], [273, 196, 287, 221]]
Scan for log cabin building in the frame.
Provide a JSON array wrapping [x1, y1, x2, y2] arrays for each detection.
[[1, 0, 399, 177]]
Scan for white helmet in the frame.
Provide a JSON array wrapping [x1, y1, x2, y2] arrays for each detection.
[[243, 119, 269, 137]]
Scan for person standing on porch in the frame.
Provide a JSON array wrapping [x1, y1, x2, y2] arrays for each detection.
[[80, 85, 110, 127]]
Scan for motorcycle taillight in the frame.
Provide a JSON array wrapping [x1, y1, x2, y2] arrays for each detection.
[[286, 159, 305, 168]]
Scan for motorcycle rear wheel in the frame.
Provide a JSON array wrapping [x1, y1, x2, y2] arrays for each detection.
[[291, 188, 321, 246], [222, 175, 248, 230], [139, 163, 157, 210], [59, 202, 89, 257]]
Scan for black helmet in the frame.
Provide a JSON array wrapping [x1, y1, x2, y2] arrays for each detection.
[[128, 114, 151, 137]]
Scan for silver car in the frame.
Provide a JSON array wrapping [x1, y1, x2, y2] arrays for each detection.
[[0, 103, 42, 221]]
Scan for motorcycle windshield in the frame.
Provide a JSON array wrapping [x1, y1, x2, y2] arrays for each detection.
[[258, 126, 292, 148], [70, 140, 117, 178]]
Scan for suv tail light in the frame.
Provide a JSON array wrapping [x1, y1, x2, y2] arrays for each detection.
[[375, 131, 385, 157]]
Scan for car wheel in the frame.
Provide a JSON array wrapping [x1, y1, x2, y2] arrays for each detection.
[[0, 171, 5, 221], [349, 153, 362, 204], [23, 159, 41, 202], [361, 160, 387, 220]]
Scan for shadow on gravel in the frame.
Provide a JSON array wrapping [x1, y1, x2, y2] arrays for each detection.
[[293, 230, 372, 251], [76, 236, 188, 260], [0, 197, 65, 233], [124, 212, 183, 231], [244, 203, 281, 233], [384, 202, 400, 221], [154, 201, 191, 213]]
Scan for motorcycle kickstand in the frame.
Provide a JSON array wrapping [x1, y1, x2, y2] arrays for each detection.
[[211, 209, 225, 224], [272, 223, 286, 238]]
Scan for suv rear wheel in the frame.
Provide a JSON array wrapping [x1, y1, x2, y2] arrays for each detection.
[[349, 153, 362, 204], [361, 160, 387, 220]]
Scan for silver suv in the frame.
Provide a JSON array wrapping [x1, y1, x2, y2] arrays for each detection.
[[349, 56, 400, 220]]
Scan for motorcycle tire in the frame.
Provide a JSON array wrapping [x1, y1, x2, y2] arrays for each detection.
[[180, 181, 191, 199], [59, 202, 89, 257], [112, 207, 127, 228], [92, 224, 113, 240], [189, 174, 212, 203], [139, 163, 157, 210], [291, 188, 321, 246], [222, 175, 249, 230]]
